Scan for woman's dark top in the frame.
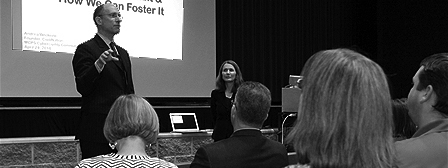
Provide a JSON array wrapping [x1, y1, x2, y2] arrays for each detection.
[[210, 89, 234, 142]]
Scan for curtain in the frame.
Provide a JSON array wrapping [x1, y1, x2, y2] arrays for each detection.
[[216, 0, 378, 103]]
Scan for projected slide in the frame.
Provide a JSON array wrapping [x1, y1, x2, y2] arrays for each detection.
[[21, 0, 183, 59]]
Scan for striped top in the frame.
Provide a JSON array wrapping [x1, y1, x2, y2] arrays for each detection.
[[75, 153, 178, 168], [284, 164, 310, 168]]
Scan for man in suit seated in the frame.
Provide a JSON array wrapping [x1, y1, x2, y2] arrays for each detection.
[[190, 81, 289, 168]]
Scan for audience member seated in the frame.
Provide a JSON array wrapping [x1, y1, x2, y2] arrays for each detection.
[[392, 98, 417, 141], [285, 48, 395, 168], [395, 53, 448, 168], [75, 94, 178, 168], [190, 81, 289, 168]]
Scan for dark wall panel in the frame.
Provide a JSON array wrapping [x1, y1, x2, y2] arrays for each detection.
[[216, 0, 378, 103]]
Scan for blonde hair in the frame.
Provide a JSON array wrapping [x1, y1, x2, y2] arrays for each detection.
[[104, 94, 159, 145], [286, 48, 394, 168]]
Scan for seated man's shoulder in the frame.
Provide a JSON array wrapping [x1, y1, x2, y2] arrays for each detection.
[[202, 139, 230, 150], [395, 131, 448, 150], [395, 132, 448, 167], [395, 137, 426, 157]]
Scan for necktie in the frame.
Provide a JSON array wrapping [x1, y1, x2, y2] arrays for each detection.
[[109, 41, 123, 66], [110, 42, 129, 90], [110, 41, 124, 67], [109, 42, 119, 58]]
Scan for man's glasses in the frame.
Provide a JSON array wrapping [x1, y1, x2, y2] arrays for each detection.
[[98, 13, 123, 20]]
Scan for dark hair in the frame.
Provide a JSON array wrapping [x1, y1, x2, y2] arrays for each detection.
[[235, 81, 271, 128], [93, 4, 106, 25], [286, 48, 394, 168], [392, 98, 417, 139], [215, 60, 244, 92], [417, 53, 448, 115]]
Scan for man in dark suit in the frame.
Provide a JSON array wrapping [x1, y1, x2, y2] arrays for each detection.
[[190, 81, 288, 168], [72, 3, 134, 159]]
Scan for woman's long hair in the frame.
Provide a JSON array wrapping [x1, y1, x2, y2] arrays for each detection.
[[286, 49, 395, 168], [215, 60, 244, 92]]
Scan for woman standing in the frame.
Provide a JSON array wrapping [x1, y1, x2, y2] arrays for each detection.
[[211, 60, 244, 142]]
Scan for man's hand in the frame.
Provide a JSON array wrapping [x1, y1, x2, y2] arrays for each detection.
[[100, 49, 119, 62]]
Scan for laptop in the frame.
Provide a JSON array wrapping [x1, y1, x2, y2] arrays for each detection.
[[288, 75, 303, 88], [169, 113, 207, 133]]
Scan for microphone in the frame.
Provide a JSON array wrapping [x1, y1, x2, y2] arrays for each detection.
[[281, 113, 297, 144]]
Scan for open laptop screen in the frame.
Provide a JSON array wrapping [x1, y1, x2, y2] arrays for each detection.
[[169, 113, 200, 132]]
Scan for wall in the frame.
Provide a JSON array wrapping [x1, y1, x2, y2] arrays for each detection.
[[0, 131, 278, 167], [0, 97, 282, 138], [376, 1, 448, 98]]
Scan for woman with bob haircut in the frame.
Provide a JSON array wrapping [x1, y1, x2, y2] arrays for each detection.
[[75, 94, 177, 168], [285, 48, 395, 168], [211, 60, 244, 142]]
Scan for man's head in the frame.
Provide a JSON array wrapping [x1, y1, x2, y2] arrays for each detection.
[[93, 3, 122, 38], [407, 53, 448, 125], [231, 81, 271, 129]]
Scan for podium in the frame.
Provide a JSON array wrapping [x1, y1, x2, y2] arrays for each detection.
[[279, 87, 301, 146], [283, 75, 302, 112], [281, 87, 301, 113]]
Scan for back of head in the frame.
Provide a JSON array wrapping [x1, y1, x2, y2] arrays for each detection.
[[286, 48, 394, 168], [104, 94, 159, 145], [417, 53, 448, 116], [235, 81, 271, 128]]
